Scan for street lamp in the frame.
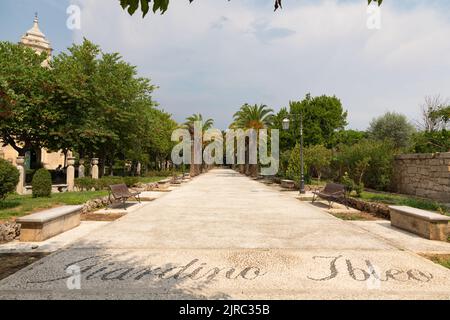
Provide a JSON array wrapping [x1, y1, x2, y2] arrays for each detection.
[[283, 113, 306, 194]]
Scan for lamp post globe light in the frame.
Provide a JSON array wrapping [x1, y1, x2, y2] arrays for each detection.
[[282, 114, 306, 195]]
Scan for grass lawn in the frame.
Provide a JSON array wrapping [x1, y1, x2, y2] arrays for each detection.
[[0, 191, 108, 222], [359, 191, 449, 216], [137, 176, 167, 184], [0, 176, 167, 222]]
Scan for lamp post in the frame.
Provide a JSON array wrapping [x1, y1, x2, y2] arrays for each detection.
[[283, 113, 306, 194]]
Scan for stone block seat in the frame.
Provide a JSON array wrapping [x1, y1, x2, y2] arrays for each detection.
[[389, 206, 450, 241], [281, 180, 296, 190], [156, 178, 172, 190], [16, 205, 83, 242]]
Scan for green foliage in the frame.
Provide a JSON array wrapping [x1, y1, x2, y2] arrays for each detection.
[[75, 176, 142, 191], [286, 144, 302, 182], [123, 176, 140, 187], [0, 42, 54, 156], [286, 144, 332, 182], [411, 130, 450, 153], [232, 104, 274, 130], [74, 178, 99, 191], [278, 149, 292, 177], [333, 130, 367, 146], [341, 172, 355, 192], [278, 94, 348, 151], [368, 112, 416, 149], [304, 145, 332, 180], [32, 169, 52, 198], [184, 113, 214, 133], [119, 0, 381, 17], [145, 170, 175, 177], [0, 159, 19, 200], [334, 140, 396, 191]]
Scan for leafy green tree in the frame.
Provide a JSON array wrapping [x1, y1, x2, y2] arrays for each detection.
[[367, 112, 415, 149], [286, 144, 332, 182], [0, 159, 19, 200], [281, 94, 347, 149], [145, 108, 178, 169], [0, 42, 55, 156], [119, 0, 382, 17], [50, 39, 168, 175], [305, 145, 332, 181]]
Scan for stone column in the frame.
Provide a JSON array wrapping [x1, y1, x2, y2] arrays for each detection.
[[91, 158, 99, 180], [125, 160, 132, 175], [78, 159, 85, 178], [136, 162, 142, 177], [67, 157, 75, 192], [16, 156, 26, 195]]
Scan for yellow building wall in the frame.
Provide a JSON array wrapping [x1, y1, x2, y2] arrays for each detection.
[[0, 144, 65, 170]]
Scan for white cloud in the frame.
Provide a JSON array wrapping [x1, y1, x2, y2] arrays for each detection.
[[73, 0, 450, 130]]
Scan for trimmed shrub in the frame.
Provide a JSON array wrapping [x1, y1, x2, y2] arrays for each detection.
[[74, 176, 140, 191], [0, 159, 20, 200], [123, 176, 139, 187], [75, 177, 97, 191], [145, 170, 176, 177], [32, 169, 52, 198]]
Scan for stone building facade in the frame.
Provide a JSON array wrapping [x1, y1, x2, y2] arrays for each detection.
[[0, 14, 64, 170], [392, 152, 450, 203]]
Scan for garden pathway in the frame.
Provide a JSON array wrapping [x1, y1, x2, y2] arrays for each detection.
[[1, 169, 450, 299]]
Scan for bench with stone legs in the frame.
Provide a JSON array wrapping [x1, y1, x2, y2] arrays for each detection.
[[389, 206, 450, 241], [16, 205, 83, 242]]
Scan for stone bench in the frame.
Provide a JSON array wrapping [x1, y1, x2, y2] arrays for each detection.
[[389, 206, 450, 241], [17, 205, 83, 242], [281, 180, 296, 190]]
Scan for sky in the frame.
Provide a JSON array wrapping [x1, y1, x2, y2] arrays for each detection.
[[1, 0, 450, 130]]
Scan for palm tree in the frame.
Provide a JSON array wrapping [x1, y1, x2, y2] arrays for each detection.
[[231, 104, 274, 176], [184, 114, 214, 176], [184, 113, 214, 133], [232, 104, 274, 130]]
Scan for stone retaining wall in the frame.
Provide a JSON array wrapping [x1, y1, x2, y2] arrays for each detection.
[[392, 152, 450, 203]]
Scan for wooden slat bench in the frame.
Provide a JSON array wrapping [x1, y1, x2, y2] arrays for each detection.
[[312, 183, 348, 209], [109, 184, 141, 210], [389, 206, 450, 241], [17, 205, 83, 242]]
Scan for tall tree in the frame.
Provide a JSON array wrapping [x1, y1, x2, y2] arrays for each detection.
[[232, 104, 274, 130], [184, 113, 214, 175], [368, 112, 415, 149], [0, 41, 54, 157], [281, 94, 348, 150], [231, 104, 274, 176], [50, 39, 166, 175]]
